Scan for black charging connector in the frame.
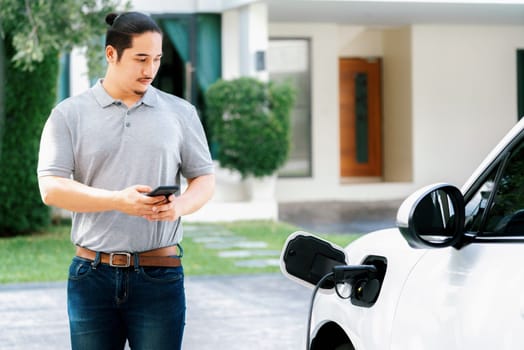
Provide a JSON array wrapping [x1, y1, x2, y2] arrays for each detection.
[[332, 264, 377, 283]]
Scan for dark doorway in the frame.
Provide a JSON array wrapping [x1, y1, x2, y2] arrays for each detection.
[[152, 14, 221, 154], [154, 36, 185, 99]]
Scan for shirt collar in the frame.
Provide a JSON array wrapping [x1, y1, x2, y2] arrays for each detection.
[[141, 85, 158, 107], [92, 79, 158, 108]]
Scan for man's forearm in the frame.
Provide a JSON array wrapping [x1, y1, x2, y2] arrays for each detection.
[[177, 174, 215, 216], [38, 176, 119, 213], [38, 174, 214, 218]]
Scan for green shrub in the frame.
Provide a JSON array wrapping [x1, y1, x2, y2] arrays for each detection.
[[205, 77, 295, 178], [0, 38, 58, 236]]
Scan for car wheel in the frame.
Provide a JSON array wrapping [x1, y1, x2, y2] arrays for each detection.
[[311, 322, 354, 350]]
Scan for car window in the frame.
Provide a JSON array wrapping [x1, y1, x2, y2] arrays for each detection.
[[465, 141, 524, 236]]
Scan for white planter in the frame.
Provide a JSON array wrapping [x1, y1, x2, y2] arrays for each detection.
[[244, 174, 277, 201], [211, 161, 246, 201]]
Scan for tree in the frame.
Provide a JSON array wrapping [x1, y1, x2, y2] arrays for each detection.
[[0, 25, 5, 164], [0, 0, 128, 235]]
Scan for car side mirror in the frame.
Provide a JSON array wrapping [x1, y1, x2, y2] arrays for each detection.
[[280, 232, 348, 290], [397, 183, 465, 249]]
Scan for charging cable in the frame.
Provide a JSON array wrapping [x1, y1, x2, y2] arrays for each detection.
[[306, 271, 334, 350], [305, 265, 378, 350]]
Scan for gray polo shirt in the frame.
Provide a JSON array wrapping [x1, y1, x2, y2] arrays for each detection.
[[37, 80, 214, 252]]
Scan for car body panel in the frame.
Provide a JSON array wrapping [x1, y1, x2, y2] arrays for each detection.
[[390, 242, 524, 350]]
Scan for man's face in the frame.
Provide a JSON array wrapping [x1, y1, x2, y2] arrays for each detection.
[[110, 31, 163, 97]]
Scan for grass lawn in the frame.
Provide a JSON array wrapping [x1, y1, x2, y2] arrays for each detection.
[[0, 221, 359, 284]]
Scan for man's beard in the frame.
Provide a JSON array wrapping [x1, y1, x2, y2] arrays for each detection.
[[134, 77, 151, 96]]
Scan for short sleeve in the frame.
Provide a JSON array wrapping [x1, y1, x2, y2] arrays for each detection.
[[37, 108, 74, 178], [179, 106, 214, 179]]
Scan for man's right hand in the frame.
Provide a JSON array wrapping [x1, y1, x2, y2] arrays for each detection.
[[114, 185, 166, 217]]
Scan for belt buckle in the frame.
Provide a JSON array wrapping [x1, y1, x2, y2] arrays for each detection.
[[109, 252, 132, 268]]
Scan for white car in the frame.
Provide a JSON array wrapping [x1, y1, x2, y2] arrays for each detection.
[[280, 117, 524, 350]]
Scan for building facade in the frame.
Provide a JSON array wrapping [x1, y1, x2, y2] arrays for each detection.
[[69, 0, 524, 220]]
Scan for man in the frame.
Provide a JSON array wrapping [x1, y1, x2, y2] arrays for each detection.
[[37, 12, 214, 350]]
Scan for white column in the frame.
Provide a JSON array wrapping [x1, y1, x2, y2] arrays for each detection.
[[70, 47, 91, 96], [239, 2, 268, 81], [221, 9, 241, 79], [222, 2, 268, 81]]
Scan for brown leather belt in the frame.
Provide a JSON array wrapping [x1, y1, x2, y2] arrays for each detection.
[[76, 246, 182, 268]]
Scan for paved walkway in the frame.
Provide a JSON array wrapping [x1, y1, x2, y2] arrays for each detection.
[[279, 199, 401, 234], [184, 224, 281, 269], [0, 274, 310, 350]]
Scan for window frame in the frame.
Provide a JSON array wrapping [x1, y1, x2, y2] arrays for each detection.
[[268, 37, 313, 178], [463, 131, 524, 242]]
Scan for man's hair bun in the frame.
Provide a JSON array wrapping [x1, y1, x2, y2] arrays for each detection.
[[105, 13, 119, 26]]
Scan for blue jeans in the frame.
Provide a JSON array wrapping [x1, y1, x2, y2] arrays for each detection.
[[67, 256, 185, 350]]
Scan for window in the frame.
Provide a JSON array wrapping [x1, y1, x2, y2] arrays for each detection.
[[268, 38, 312, 177], [517, 49, 524, 120], [465, 140, 524, 236]]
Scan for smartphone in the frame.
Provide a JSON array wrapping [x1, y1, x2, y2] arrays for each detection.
[[146, 185, 180, 197]]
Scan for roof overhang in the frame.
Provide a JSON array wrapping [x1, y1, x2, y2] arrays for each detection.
[[265, 0, 524, 26]]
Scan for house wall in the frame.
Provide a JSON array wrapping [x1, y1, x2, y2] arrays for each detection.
[[222, 9, 241, 79], [270, 23, 416, 201], [382, 26, 413, 182], [271, 23, 524, 202], [338, 27, 383, 57], [411, 25, 524, 187]]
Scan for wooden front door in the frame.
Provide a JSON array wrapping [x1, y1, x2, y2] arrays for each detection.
[[339, 58, 382, 177]]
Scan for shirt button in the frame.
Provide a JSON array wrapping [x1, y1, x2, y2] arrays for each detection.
[[125, 122, 131, 127]]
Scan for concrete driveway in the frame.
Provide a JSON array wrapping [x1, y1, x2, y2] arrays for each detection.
[[0, 274, 311, 350]]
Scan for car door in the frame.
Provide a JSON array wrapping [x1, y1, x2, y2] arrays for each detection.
[[390, 135, 524, 350]]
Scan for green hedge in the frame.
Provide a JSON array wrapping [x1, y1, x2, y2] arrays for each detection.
[[205, 77, 295, 178], [0, 38, 59, 236]]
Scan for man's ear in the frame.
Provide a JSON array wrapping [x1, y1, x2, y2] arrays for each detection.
[[106, 45, 117, 63]]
